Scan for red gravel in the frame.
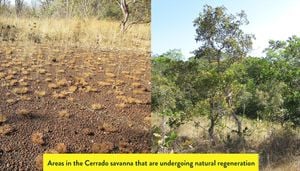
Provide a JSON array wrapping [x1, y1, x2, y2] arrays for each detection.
[[0, 43, 151, 170]]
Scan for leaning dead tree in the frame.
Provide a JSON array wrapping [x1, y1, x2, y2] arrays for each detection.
[[115, 0, 136, 32]]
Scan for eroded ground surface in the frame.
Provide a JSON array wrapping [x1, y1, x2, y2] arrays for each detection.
[[0, 42, 151, 170]]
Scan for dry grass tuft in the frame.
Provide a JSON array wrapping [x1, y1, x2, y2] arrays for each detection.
[[19, 81, 29, 87], [121, 71, 130, 75], [6, 98, 18, 104], [0, 124, 14, 136], [91, 142, 114, 153], [52, 91, 68, 99], [5, 75, 14, 80], [99, 123, 118, 133], [16, 108, 32, 117], [75, 77, 88, 86], [37, 69, 47, 74], [0, 115, 7, 124], [91, 104, 104, 111], [115, 103, 127, 109], [58, 110, 71, 118], [31, 132, 45, 145], [12, 87, 29, 94], [34, 154, 43, 170], [45, 78, 52, 82], [57, 69, 65, 74], [56, 78, 68, 87], [35, 90, 46, 97], [114, 90, 125, 96], [105, 73, 116, 78], [48, 83, 59, 89], [132, 82, 142, 88], [133, 89, 145, 95], [84, 86, 98, 93], [0, 72, 6, 79], [9, 80, 18, 86], [54, 143, 68, 153], [67, 97, 74, 102], [35, 149, 59, 170], [19, 95, 32, 101], [98, 81, 112, 86], [68, 86, 77, 93], [123, 96, 143, 104]]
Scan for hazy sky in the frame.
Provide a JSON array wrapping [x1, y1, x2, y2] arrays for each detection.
[[152, 0, 300, 58]]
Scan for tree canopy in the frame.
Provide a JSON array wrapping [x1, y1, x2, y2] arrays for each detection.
[[193, 5, 254, 66]]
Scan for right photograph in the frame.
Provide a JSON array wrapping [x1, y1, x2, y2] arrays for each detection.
[[151, 1, 300, 171]]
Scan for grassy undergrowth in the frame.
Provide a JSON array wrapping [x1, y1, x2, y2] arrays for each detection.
[[152, 113, 300, 170], [0, 17, 150, 51]]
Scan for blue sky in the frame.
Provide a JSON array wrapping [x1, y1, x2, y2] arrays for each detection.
[[152, 0, 300, 58]]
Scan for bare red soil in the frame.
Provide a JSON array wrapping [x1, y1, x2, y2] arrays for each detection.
[[0, 43, 151, 170]]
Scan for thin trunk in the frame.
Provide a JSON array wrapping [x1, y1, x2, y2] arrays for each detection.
[[208, 99, 216, 145], [120, 0, 129, 32], [227, 91, 242, 137], [217, 50, 221, 73], [161, 115, 166, 152], [232, 112, 242, 136], [66, 0, 69, 17]]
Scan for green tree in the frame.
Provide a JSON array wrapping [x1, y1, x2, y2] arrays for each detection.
[[264, 36, 300, 67], [193, 5, 254, 70], [192, 5, 255, 143]]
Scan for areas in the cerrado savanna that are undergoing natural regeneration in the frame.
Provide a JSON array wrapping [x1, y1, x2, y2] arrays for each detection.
[[0, 0, 151, 171], [152, 5, 300, 171]]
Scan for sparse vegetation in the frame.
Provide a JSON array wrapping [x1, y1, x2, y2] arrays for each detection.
[[0, 1, 150, 170], [31, 132, 45, 145], [0, 115, 7, 124], [12, 87, 29, 94], [91, 103, 104, 111], [54, 143, 68, 153], [48, 83, 59, 89], [16, 108, 32, 117], [100, 123, 118, 133], [68, 86, 77, 93], [34, 154, 43, 170], [58, 110, 71, 118], [0, 124, 14, 136], [34, 90, 46, 97], [92, 142, 114, 153]]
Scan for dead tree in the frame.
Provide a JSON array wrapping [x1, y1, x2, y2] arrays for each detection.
[[115, 0, 136, 32], [15, 0, 24, 16]]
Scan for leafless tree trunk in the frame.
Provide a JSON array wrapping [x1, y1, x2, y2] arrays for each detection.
[[115, 0, 136, 32], [15, 0, 24, 16]]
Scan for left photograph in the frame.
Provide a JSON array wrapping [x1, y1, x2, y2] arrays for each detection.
[[0, 0, 151, 170]]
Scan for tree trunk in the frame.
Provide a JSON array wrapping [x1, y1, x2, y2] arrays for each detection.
[[15, 0, 24, 17], [117, 0, 129, 32], [208, 99, 216, 145], [226, 91, 242, 137], [232, 112, 242, 136]]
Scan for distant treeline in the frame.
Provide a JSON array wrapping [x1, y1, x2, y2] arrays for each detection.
[[0, 0, 150, 22]]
